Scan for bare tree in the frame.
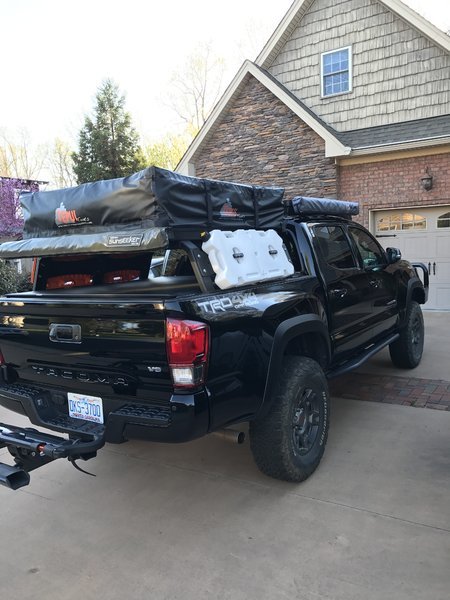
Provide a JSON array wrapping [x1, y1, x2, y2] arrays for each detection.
[[169, 43, 226, 135], [48, 138, 76, 188], [236, 17, 276, 62], [0, 129, 48, 180]]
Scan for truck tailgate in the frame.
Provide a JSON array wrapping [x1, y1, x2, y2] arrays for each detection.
[[0, 294, 171, 403]]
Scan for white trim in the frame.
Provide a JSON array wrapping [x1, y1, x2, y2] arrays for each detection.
[[349, 137, 450, 156], [255, 0, 314, 67], [320, 46, 352, 98], [372, 203, 450, 213], [176, 60, 350, 174], [380, 0, 450, 54], [256, 0, 450, 69]]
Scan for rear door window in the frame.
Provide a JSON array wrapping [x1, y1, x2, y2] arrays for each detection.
[[313, 225, 357, 271]]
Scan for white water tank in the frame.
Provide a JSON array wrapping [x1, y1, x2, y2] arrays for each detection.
[[202, 229, 294, 290]]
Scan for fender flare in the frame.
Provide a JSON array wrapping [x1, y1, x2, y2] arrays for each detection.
[[259, 314, 331, 416], [406, 278, 426, 311]]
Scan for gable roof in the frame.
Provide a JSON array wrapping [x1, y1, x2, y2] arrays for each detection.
[[177, 60, 350, 174], [256, 0, 450, 68], [177, 0, 450, 173]]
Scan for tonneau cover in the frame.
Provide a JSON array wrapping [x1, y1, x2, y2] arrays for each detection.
[[0, 167, 285, 258]]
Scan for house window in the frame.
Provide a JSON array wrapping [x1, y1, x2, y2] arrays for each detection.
[[321, 46, 352, 97], [376, 213, 427, 232], [437, 212, 450, 228]]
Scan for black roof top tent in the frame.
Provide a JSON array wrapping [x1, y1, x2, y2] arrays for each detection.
[[0, 167, 359, 259]]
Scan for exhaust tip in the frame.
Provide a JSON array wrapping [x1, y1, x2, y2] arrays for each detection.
[[212, 429, 246, 444]]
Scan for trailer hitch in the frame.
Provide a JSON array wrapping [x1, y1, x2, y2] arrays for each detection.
[[0, 423, 105, 490]]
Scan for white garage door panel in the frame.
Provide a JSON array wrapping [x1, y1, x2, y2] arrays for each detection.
[[396, 235, 429, 262], [374, 206, 450, 310], [436, 286, 450, 310], [436, 235, 450, 255]]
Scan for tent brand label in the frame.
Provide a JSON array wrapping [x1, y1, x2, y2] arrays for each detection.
[[219, 200, 240, 219], [107, 234, 144, 247], [55, 203, 91, 227]]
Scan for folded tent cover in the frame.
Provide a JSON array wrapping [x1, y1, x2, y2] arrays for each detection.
[[0, 167, 285, 258]]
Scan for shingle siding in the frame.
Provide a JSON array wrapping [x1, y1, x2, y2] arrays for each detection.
[[268, 0, 450, 131], [194, 75, 337, 199]]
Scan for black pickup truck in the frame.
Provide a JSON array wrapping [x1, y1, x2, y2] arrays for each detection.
[[0, 169, 428, 490]]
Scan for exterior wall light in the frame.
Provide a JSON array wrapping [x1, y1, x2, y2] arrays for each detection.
[[421, 168, 433, 191]]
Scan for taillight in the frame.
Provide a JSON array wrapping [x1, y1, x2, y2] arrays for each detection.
[[166, 318, 209, 388], [0, 350, 4, 366]]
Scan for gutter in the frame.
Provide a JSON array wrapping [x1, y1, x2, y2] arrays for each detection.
[[347, 136, 450, 156]]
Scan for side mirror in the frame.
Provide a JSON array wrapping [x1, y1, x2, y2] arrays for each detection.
[[386, 247, 402, 264]]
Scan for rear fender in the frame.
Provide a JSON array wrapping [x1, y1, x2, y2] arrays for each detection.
[[258, 314, 330, 418]]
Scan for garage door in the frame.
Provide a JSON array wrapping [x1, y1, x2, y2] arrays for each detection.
[[373, 206, 450, 310]]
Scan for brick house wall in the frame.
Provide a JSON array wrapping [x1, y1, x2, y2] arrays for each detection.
[[194, 75, 337, 200], [338, 151, 450, 227]]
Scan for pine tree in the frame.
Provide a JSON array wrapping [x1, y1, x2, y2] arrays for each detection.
[[73, 80, 146, 184]]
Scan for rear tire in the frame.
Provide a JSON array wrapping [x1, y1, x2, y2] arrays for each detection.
[[249, 356, 329, 482], [389, 301, 424, 368]]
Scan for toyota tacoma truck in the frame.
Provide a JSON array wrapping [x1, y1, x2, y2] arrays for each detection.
[[0, 167, 428, 490]]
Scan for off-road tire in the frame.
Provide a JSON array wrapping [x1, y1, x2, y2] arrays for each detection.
[[389, 301, 424, 369], [249, 356, 330, 482]]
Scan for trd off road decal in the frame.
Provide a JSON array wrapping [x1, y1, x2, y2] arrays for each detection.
[[197, 292, 259, 313], [55, 203, 91, 227]]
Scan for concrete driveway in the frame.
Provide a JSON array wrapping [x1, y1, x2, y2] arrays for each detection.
[[356, 311, 449, 381], [0, 311, 449, 599], [1, 395, 449, 600]]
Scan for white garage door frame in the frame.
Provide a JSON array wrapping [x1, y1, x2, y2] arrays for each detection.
[[369, 203, 450, 310]]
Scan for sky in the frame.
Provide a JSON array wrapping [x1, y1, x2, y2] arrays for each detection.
[[1, 0, 450, 149]]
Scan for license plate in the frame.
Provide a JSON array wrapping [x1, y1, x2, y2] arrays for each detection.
[[68, 392, 104, 424]]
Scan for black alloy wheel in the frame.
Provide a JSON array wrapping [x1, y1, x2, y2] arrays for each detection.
[[249, 356, 330, 483]]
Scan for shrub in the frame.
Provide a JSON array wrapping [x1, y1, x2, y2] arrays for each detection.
[[0, 260, 32, 295]]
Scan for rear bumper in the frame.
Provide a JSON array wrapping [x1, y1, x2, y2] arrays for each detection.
[[0, 382, 210, 444]]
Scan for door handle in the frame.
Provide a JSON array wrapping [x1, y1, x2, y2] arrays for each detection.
[[49, 323, 82, 343], [330, 288, 348, 299], [433, 262, 436, 275], [428, 262, 431, 275]]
